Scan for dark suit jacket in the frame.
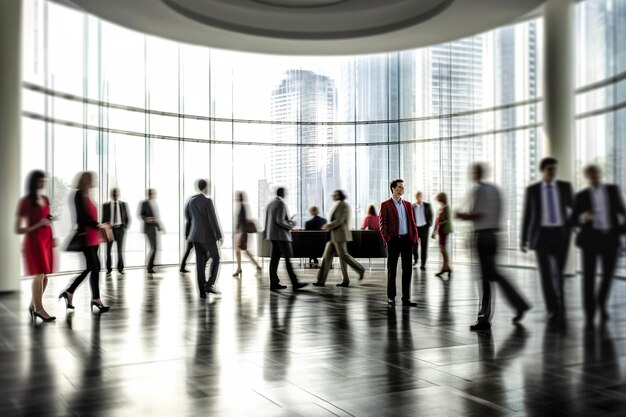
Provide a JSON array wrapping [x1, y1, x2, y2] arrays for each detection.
[[572, 184, 626, 248], [185, 194, 222, 244], [140, 200, 161, 234], [521, 180, 574, 250], [75, 190, 99, 233], [305, 215, 327, 231], [412, 202, 433, 227], [379, 198, 418, 246], [102, 200, 130, 228]]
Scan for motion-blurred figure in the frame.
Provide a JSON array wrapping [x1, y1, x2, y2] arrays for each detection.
[[432, 192, 453, 278], [457, 163, 530, 331], [572, 164, 626, 325], [233, 191, 262, 277], [140, 188, 162, 274]]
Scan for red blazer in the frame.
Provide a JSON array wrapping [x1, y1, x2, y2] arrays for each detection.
[[379, 198, 418, 246]]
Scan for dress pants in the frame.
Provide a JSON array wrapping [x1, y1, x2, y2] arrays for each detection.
[[316, 241, 365, 285], [193, 241, 220, 294], [106, 226, 125, 273], [581, 232, 620, 321], [476, 230, 529, 323], [535, 227, 569, 317], [387, 235, 413, 301], [146, 229, 157, 271], [67, 245, 101, 299], [413, 225, 429, 266], [269, 240, 298, 288], [181, 241, 194, 269]]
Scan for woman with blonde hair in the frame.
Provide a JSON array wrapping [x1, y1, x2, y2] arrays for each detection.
[[432, 192, 453, 278], [59, 171, 111, 312]]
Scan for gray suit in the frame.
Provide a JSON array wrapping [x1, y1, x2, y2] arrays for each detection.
[[316, 200, 365, 285], [186, 193, 222, 294], [264, 197, 298, 288]]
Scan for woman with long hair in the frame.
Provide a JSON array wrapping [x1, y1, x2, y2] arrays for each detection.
[[59, 171, 111, 312], [15, 170, 56, 322], [432, 192, 453, 278], [360, 204, 380, 230], [233, 191, 262, 277]]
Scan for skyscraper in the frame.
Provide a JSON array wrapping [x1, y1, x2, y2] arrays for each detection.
[[270, 69, 339, 224]]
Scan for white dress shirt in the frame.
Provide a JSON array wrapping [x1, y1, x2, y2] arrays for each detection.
[[413, 203, 427, 227], [590, 185, 610, 231], [112, 201, 122, 227], [541, 181, 563, 227], [472, 182, 502, 231]]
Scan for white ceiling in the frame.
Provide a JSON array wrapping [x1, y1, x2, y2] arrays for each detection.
[[55, 0, 546, 55]]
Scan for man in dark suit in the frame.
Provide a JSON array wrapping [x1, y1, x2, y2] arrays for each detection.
[[180, 195, 194, 273], [102, 188, 130, 275], [572, 165, 626, 324], [521, 157, 574, 320], [304, 205, 327, 267], [412, 191, 433, 270], [186, 179, 222, 298], [380, 179, 419, 307], [264, 187, 307, 292], [140, 188, 162, 274]]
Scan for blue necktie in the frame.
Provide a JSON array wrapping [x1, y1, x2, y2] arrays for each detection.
[[546, 184, 557, 224]]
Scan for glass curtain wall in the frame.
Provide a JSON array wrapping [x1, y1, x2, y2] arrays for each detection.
[[20, 0, 625, 274]]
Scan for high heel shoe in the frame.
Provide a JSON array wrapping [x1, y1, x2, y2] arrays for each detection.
[[232, 269, 242, 277], [33, 311, 56, 322], [91, 301, 110, 312], [58, 291, 75, 309], [28, 306, 35, 321]]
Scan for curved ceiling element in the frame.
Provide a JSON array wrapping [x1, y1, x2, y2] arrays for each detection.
[[58, 0, 546, 55]]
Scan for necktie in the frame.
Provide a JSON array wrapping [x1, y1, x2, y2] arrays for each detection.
[[546, 184, 557, 225], [113, 202, 118, 225]]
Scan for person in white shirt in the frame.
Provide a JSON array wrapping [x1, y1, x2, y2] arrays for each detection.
[[572, 165, 626, 325], [412, 192, 433, 270], [457, 163, 531, 331]]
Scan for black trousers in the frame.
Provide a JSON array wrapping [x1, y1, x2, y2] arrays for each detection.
[[476, 230, 529, 322], [146, 229, 157, 270], [106, 227, 125, 273], [269, 240, 297, 288], [67, 245, 101, 299], [581, 233, 620, 320], [387, 235, 413, 301], [413, 225, 430, 266], [181, 241, 194, 268], [535, 227, 569, 316], [194, 241, 220, 293]]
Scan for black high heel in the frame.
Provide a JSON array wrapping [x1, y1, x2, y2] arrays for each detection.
[[28, 306, 35, 321], [33, 311, 56, 322], [58, 291, 75, 309], [91, 301, 110, 312]]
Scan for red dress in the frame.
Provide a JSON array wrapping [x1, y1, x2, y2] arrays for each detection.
[[84, 197, 100, 247], [18, 196, 54, 275]]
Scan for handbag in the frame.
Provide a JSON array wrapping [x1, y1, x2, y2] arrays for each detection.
[[245, 220, 258, 234], [65, 231, 86, 252], [100, 228, 114, 243]]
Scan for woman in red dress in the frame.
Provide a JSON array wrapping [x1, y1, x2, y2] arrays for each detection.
[[15, 170, 56, 322], [59, 171, 111, 312]]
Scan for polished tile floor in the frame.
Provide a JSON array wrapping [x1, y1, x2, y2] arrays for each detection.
[[2, 260, 626, 416]]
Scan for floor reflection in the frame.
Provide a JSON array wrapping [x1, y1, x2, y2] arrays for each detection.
[[2, 264, 626, 415]]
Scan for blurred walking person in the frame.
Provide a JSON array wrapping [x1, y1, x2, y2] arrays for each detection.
[[432, 192, 453, 278], [233, 191, 262, 277], [102, 188, 129, 276], [140, 188, 162, 274], [60, 171, 111, 312]]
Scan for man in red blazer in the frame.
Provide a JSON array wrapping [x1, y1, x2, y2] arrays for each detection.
[[380, 179, 418, 307]]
